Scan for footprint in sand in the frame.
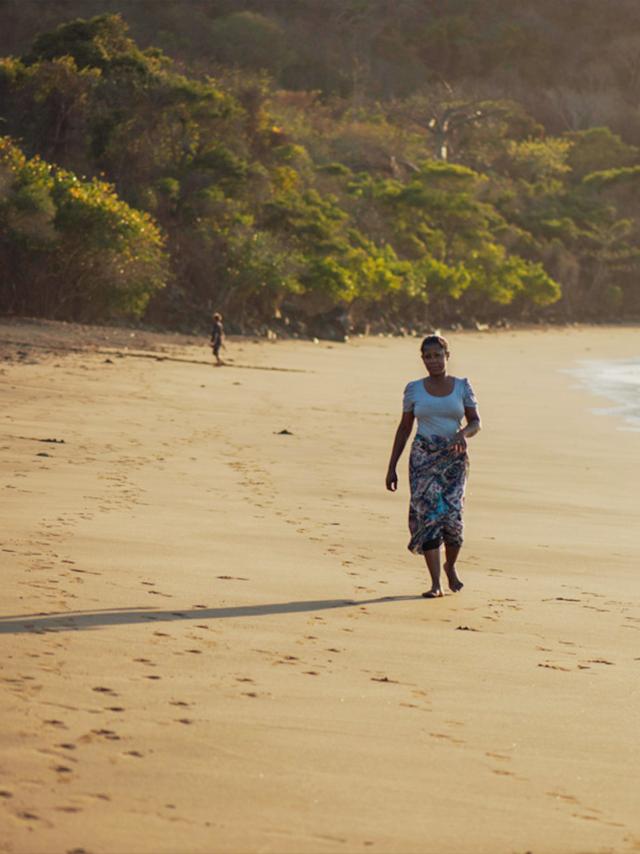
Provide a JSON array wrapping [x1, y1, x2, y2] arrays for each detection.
[[430, 732, 465, 745], [547, 791, 578, 803], [91, 729, 120, 741]]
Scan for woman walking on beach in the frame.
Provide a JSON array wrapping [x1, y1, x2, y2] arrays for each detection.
[[386, 335, 481, 598]]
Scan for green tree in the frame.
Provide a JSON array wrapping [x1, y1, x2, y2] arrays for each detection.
[[0, 136, 167, 319]]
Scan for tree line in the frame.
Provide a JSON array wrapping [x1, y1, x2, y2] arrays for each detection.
[[1, 9, 639, 334]]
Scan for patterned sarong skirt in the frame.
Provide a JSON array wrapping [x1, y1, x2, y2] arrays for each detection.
[[408, 434, 469, 555]]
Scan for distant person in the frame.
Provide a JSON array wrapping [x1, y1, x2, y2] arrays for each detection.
[[210, 312, 225, 365], [385, 334, 481, 598]]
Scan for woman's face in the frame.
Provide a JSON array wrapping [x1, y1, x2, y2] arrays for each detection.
[[421, 344, 447, 376]]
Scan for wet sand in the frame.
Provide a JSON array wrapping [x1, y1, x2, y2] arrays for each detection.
[[1, 320, 639, 853]]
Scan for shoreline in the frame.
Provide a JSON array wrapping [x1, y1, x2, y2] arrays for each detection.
[[2, 320, 639, 853], [3, 314, 640, 359]]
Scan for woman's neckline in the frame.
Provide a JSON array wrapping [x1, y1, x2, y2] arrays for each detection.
[[421, 376, 456, 398]]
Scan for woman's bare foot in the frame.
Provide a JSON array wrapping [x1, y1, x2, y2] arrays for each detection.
[[444, 562, 464, 592], [422, 588, 444, 599]]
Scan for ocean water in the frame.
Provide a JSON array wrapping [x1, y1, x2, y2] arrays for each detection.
[[566, 357, 640, 432]]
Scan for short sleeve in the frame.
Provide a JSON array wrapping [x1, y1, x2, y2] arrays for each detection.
[[462, 378, 478, 409], [402, 382, 414, 413]]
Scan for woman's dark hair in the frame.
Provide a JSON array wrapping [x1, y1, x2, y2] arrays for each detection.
[[420, 334, 450, 356]]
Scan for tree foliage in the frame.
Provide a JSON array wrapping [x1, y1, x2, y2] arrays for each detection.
[[1, 8, 640, 331], [0, 135, 167, 319]]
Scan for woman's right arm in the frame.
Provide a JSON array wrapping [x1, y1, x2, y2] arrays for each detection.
[[385, 411, 414, 491]]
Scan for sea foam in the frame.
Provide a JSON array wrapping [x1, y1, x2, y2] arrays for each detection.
[[566, 358, 640, 432]]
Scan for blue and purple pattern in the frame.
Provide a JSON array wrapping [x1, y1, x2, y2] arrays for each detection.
[[408, 434, 468, 554]]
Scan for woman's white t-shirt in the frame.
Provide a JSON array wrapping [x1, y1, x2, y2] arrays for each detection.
[[403, 377, 477, 440]]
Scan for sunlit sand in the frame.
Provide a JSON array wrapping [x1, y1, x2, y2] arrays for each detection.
[[2, 321, 639, 853]]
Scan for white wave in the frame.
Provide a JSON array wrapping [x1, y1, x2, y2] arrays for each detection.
[[564, 358, 640, 432]]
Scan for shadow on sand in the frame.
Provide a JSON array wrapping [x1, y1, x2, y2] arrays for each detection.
[[0, 595, 423, 635]]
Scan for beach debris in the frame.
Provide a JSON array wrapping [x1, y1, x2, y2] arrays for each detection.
[[370, 676, 399, 683], [275, 428, 293, 435], [456, 625, 479, 632], [38, 437, 65, 443], [36, 452, 50, 457]]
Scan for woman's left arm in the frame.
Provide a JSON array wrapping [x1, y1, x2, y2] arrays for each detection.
[[462, 406, 481, 438], [451, 406, 481, 452]]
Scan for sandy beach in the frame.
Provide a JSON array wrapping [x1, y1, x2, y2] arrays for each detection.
[[1, 319, 639, 854]]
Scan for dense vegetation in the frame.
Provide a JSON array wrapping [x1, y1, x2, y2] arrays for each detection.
[[1, 3, 639, 335]]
